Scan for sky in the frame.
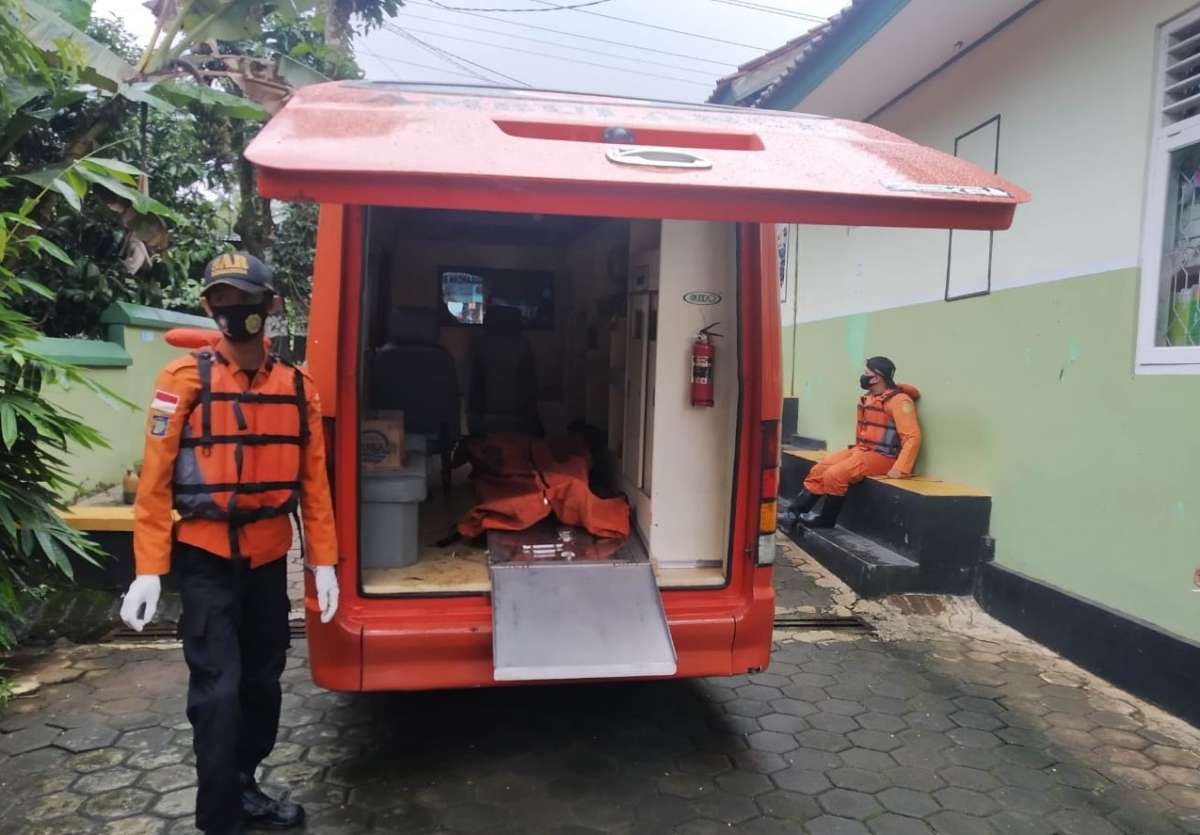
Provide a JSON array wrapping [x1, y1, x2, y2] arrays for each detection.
[[90, 0, 848, 102]]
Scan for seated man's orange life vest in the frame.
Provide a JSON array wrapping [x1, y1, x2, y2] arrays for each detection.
[[133, 348, 338, 575], [853, 383, 922, 475]]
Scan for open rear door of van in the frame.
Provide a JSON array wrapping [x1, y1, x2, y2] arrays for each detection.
[[246, 83, 1028, 229]]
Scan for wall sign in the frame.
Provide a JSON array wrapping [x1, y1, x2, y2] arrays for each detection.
[[683, 291, 722, 305]]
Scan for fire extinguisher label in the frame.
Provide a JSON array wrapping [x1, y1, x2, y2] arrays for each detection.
[[692, 357, 712, 384]]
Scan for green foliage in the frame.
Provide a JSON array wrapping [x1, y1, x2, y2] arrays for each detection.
[[151, 80, 267, 122], [0, 169, 124, 648], [269, 199, 318, 332], [0, 0, 395, 655]]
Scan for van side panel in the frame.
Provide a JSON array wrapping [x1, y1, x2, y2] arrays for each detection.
[[306, 205, 366, 692], [730, 224, 779, 674], [307, 205, 345, 416]]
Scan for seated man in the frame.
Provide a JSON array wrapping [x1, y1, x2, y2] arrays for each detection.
[[792, 356, 921, 528]]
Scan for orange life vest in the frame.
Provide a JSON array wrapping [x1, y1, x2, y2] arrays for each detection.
[[855, 389, 902, 458], [172, 350, 308, 542]]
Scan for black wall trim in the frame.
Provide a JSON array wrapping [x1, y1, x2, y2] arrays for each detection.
[[976, 562, 1200, 728]]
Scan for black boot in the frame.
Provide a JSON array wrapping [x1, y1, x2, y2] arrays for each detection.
[[779, 489, 820, 529], [791, 489, 820, 515], [798, 494, 845, 529], [241, 774, 305, 830]]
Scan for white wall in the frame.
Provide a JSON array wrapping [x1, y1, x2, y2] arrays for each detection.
[[644, 221, 739, 567], [790, 0, 1194, 323]]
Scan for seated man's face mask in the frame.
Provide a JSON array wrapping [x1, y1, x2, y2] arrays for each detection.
[[859, 373, 877, 390]]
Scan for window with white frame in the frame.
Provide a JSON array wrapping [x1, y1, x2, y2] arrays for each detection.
[[1139, 7, 1200, 369]]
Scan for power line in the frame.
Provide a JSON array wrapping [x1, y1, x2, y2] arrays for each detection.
[[527, 0, 770, 51], [382, 23, 713, 87], [708, 0, 827, 24], [390, 21, 716, 77], [405, 0, 737, 68], [358, 48, 491, 81], [396, 10, 730, 75], [393, 26, 532, 86], [391, 27, 496, 83], [426, 0, 609, 10]]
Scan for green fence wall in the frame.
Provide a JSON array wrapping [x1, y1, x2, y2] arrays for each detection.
[[33, 302, 215, 498], [785, 268, 1200, 643]]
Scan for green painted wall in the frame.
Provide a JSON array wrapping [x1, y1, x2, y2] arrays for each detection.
[[39, 307, 216, 498], [785, 268, 1200, 642]]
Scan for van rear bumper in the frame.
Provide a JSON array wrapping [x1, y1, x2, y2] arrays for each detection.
[[304, 578, 775, 691]]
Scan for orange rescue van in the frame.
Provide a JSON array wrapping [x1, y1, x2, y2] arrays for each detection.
[[243, 82, 1027, 692]]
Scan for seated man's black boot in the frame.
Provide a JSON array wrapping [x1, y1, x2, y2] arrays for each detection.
[[791, 489, 820, 515], [779, 489, 820, 529], [241, 774, 305, 830], [799, 494, 845, 528]]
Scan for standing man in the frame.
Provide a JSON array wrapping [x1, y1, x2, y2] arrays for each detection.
[[791, 356, 922, 528], [120, 252, 340, 834]]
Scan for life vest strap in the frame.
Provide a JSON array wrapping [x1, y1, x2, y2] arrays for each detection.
[[180, 433, 303, 447], [178, 495, 300, 524], [206, 392, 304, 405], [197, 350, 214, 445], [293, 369, 310, 447], [174, 480, 302, 495]]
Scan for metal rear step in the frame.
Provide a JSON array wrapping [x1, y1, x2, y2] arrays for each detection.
[[488, 525, 677, 682]]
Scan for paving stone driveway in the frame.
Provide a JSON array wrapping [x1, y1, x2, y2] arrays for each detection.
[[2, 552, 1200, 835]]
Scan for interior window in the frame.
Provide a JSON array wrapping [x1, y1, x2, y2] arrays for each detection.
[[438, 266, 555, 329]]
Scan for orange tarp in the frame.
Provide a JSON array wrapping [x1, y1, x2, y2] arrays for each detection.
[[458, 433, 630, 541]]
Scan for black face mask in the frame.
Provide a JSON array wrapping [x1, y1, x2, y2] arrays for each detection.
[[211, 301, 268, 343], [859, 374, 875, 390]]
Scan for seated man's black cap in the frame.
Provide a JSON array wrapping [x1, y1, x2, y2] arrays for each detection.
[[866, 355, 896, 386], [203, 251, 275, 295]]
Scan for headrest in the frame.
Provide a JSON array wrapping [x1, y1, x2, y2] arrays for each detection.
[[388, 307, 439, 345], [484, 305, 524, 334]]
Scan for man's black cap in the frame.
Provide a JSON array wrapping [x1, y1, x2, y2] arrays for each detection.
[[202, 251, 275, 296], [866, 355, 896, 385]]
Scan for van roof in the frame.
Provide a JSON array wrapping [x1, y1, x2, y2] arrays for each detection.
[[247, 82, 1028, 229]]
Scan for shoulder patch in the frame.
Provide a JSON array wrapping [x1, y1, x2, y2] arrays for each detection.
[[150, 388, 180, 414], [901, 401, 914, 414], [150, 414, 169, 437]]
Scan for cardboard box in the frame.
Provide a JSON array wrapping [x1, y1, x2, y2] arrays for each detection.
[[361, 411, 406, 470]]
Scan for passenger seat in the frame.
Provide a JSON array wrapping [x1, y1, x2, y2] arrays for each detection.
[[466, 304, 543, 436], [370, 306, 460, 493]]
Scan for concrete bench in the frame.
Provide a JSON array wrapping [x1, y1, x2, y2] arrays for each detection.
[[780, 448, 992, 598], [58, 505, 145, 590]]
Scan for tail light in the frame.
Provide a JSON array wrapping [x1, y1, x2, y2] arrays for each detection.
[[757, 419, 780, 565]]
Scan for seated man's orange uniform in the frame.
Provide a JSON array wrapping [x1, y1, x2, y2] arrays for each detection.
[[794, 355, 921, 528]]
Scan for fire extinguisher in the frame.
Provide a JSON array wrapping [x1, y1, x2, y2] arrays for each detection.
[[691, 323, 722, 407]]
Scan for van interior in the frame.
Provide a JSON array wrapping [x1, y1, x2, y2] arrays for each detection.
[[357, 207, 742, 596]]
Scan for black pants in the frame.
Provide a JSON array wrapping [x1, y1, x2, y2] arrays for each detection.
[[177, 544, 291, 833]]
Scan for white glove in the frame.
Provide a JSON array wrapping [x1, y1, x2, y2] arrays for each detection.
[[120, 575, 161, 632], [311, 565, 339, 624]]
